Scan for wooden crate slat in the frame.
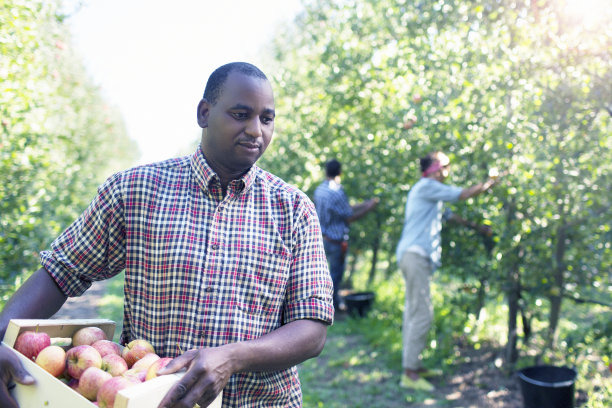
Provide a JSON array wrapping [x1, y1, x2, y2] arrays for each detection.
[[3, 319, 115, 348]]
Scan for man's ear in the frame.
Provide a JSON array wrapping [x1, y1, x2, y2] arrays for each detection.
[[197, 99, 210, 128]]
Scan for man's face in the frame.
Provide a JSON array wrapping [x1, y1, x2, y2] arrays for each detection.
[[197, 71, 275, 175]]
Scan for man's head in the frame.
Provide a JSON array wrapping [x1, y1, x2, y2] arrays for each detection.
[[202, 62, 268, 105], [420, 151, 450, 181], [325, 159, 342, 179], [197, 62, 275, 179]]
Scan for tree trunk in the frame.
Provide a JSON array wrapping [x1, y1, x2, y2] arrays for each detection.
[[505, 251, 522, 365], [367, 218, 382, 286], [367, 235, 380, 286], [546, 223, 567, 350]]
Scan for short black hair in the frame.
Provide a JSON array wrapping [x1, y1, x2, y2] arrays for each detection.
[[419, 154, 434, 173], [325, 159, 341, 178], [203, 62, 268, 105]]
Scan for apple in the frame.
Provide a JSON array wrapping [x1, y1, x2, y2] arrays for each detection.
[[35, 345, 66, 377], [121, 339, 155, 367], [78, 366, 112, 401], [130, 353, 160, 373], [73, 326, 107, 347], [92, 339, 121, 357], [96, 376, 140, 408], [122, 368, 147, 382], [145, 357, 173, 381], [66, 345, 102, 379], [101, 354, 128, 377], [14, 330, 51, 360]]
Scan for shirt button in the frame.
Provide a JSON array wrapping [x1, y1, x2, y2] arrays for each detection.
[[200, 330, 206, 337], [211, 244, 219, 250], [205, 286, 214, 293]]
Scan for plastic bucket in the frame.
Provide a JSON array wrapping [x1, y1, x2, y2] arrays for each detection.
[[344, 291, 375, 317], [517, 365, 577, 408]]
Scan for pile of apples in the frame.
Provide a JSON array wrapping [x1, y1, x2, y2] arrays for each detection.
[[13, 327, 172, 407]]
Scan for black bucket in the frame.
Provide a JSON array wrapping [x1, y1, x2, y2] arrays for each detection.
[[344, 291, 375, 317], [517, 365, 577, 408]]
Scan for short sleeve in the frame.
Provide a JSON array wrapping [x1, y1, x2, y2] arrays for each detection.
[[40, 173, 127, 297]]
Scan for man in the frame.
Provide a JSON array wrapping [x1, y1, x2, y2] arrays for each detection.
[[314, 159, 379, 311], [0, 62, 334, 408], [395, 151, 499, 391]]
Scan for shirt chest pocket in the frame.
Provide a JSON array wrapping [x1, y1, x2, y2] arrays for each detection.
[[234, 247, 291, 316]]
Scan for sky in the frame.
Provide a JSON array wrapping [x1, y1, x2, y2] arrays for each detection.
[[66, 0, 304, 165]]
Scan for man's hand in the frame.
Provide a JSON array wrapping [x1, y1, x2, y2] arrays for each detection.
[[156, 348, 231, 408], [368, 197, 380, 210], [0, 345, 35, 408]]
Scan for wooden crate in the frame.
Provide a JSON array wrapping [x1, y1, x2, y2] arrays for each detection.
[[3, 319, 222, 408]]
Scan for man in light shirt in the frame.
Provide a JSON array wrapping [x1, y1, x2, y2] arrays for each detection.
[[396, 151, 500, 391]]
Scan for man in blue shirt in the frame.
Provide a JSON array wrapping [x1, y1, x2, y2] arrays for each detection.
[[396, 151, 500, 391], [314, 159, 379, 311]]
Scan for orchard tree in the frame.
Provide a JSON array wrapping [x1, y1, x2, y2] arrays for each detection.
[[262, 0, 611, 365], [0, 0, 138, 300]]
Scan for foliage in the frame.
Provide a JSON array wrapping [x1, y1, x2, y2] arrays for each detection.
[[261, 0, 611, 364], [0, 0, 138, 300]]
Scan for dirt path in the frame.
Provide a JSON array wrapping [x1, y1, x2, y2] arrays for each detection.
[[300, 315, 525, 408], [52, 280, 110, 320]]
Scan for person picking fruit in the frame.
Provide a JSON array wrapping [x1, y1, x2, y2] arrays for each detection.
[[395, 151, 501, 391], [0, 62, 334, 408]]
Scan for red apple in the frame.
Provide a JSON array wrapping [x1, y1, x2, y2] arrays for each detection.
[[78, 366, 112, 401], [96, 376, 140, 408], [121, 339, 155, 367], [14, 330, 51, 360], [92, 340, 121, 357], [101, 354, 128, 377], [66, 345, 102, 379], [130, 353, 159, 373], [145, 357, 173, 381], [35, 345, 66, 377], [122, 368, 147, 382], [73, 327, 107, 347]]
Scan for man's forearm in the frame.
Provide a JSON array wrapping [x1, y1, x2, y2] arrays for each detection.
[[0, 268, 67, 339], [459, 178, 496, 200], [222, 319, 327, 374], [347, 198, 378, 223]]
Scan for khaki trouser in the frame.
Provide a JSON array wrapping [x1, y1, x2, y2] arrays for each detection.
[[399, 250, 434, 370]]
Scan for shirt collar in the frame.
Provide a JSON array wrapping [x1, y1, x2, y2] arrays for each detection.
[[190, 146, 257, 195]]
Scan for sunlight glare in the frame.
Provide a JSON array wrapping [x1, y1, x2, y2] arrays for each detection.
[[563, 0, 609, 26]]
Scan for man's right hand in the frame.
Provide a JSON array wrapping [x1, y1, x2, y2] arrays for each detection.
[[0, 345, 35, 408]]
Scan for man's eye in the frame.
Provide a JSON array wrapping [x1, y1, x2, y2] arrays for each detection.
[[262, 116, 274, 125], [232, 112, 249, 120]]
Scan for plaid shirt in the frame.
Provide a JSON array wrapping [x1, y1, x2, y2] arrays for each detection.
[[313, 179, 353, 241], [40, 147, 334, 407]]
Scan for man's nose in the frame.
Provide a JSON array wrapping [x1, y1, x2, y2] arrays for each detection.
[[245, 117, 262, 138]]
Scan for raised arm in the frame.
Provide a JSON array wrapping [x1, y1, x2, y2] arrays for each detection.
[[347, 197, 380, 223], [458, 177, 499, 201]]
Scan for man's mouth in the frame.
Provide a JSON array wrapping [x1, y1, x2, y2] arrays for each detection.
[[238, 141, 260, 150]]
